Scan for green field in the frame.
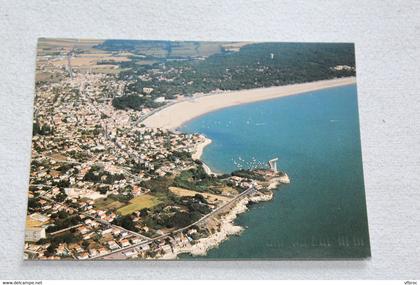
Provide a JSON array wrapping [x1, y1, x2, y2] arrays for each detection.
[[94, 197, 125, 210], [117, 194, 161, 216], [135, 59, 160, 66], [96, 40, 230, 58]]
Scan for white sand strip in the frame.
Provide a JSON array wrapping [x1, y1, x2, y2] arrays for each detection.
[[143, 77, 356, 130]]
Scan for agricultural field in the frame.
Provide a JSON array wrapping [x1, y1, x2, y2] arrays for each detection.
[[95, 40, 247, 59], [221, 41, 253, 52], [37, 38, 104, 56], [36, 38, 132, 77], [51, 54, 131, 67], [36, 39, 254, 80], [35, 71, 65, 83], [135, 59, 160, 65]]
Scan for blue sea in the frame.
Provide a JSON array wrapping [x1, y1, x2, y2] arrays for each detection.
[[180, 84, 370, 259]]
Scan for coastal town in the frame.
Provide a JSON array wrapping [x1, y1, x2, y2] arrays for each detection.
[[25, 39, 301, 260]]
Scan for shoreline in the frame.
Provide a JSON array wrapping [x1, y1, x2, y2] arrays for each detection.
[[191, 136, 217, 176], [143, 77, 356, 130], [158, 176, 287, 259], [153, 77, 303, 259], [160, 198, 248, 259], [160, 189, 278, 259], [191, 136, 212, 161]]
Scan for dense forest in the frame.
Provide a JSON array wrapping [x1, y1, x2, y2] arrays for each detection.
[[97, 41, 356, 110], [111, 94, 163, 110]]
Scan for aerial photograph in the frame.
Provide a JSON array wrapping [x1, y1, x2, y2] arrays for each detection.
[[25, 38, 370, 260]]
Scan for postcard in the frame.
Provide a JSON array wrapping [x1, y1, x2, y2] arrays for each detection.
[[25, 39, 370, 260]]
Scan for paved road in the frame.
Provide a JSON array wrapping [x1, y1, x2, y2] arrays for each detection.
[[91, 186, 256, 260], [32, 80, 256, 259], [39, 193, 151, 243]]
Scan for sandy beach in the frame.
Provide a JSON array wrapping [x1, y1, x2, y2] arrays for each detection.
[[191, 136, 216, 175], [191, 136, 212, 160], [143, 77, 356, 130], [146, 77, 336, 258]]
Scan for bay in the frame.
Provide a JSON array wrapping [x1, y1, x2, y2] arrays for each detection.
[[180, 84, 370, 259]]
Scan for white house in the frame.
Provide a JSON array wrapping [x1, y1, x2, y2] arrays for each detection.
[[154, 97, 165, 103], [142, 87, 154, 95]]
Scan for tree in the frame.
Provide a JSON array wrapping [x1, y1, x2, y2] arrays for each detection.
[[139, 208, 149, 217], [113, 216, 136, 231], [98, 187, 108, 195], [112, 94, 146, 110]]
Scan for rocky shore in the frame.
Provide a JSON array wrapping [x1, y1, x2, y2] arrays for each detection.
[[160, 176, 287, 259], [158, 132, 291, 259]]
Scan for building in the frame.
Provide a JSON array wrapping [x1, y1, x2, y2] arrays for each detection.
[[120, 239, 130, 247], [25, 227, 46, 242], [30, 213, 49, 223], [268, 158, 278, 173], [108, 240, 120, 250], [142, 87, 154, 95], [154, 97, 165, 103]]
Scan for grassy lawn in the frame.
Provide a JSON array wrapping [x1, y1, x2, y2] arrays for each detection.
[[135, 59, 160, 65], [169, 186, 231, 204], [117, 194, 161, 216], [94, 197, 125, 210], [219, 186, 239, 197]]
